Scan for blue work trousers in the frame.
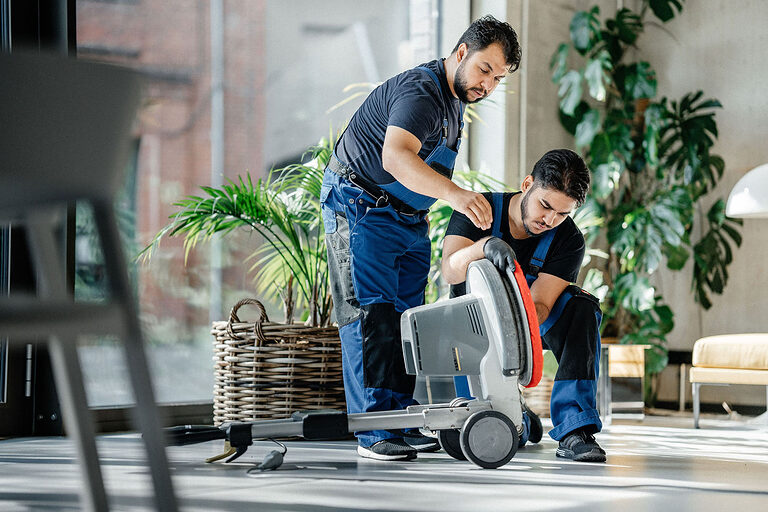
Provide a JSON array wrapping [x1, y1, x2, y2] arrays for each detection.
[[540, 286, 603, 440], [320, 169, 431, 447]]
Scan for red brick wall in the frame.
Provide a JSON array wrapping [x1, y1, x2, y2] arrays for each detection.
[[77, 0, 267, 330]]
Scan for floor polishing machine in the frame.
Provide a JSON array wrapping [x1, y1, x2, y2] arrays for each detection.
[[166, 259, 544, 469]]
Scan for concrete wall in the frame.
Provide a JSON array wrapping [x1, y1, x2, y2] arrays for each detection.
[[637, 0, 768, 407], [490, 0, 768, 408]]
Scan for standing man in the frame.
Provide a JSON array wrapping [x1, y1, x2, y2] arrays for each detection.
[[442, 149, 606, 462], [321, 15, 521, 461]]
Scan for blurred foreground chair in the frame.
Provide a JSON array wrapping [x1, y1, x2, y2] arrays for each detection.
[[0, 53, 177, 511]]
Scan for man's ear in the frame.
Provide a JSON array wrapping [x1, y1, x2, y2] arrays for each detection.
[[521, 175, 535, 193], [456, 42, 468, 63]]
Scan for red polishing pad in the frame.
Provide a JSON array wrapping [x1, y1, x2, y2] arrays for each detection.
[[510, 263, 543, 388]]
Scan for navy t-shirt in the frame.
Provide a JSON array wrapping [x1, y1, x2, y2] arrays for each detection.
[[446, 191, 585, 297], [335, 59, 463, 185]]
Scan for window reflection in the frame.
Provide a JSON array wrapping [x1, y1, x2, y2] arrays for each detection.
[[75, 0, 421, 406]]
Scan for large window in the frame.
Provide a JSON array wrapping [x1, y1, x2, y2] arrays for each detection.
[[75, 0, 433, 406]]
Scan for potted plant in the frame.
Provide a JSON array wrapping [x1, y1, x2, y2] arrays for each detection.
[[549, 1, 742, 403]]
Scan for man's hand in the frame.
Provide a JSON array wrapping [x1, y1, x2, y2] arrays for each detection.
[[483, 237, 516, 274], [448, 188, 492, 230]]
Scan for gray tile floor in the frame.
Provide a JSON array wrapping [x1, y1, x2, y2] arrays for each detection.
[[1, 414, 768, 511]]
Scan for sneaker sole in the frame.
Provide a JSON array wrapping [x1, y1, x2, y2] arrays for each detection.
[[407, 441, 441, 453], [556, 447, 606, 462], [357, 445, 417, 461]]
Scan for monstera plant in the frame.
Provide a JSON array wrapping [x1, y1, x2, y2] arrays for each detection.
[[550, 0, 742, 401]]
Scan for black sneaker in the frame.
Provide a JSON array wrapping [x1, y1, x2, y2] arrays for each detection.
[[556, 429, 606, 462], [402, 432, 441, 453], [357, 439, 417, 461]]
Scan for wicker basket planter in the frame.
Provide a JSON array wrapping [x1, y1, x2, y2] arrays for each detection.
[[211, 298, 346, 425]]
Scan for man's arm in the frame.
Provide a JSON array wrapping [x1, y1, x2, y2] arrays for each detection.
[[528, 273, 570, 325], [443, 233, 570, 325], [441, 234, 490, 284], [382, 126, 492, 230]]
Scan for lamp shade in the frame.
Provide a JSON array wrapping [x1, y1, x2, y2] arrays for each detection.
[[726, 163, 768, 218]]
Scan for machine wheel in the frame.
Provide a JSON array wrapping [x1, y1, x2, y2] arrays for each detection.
[[437, 429, 467, 461], [525, 405, 543, 444], [459, 411, 518, 469]]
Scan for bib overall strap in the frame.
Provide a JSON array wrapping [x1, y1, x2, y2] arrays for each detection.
[[491, 192, 504, 239], [416, 64, 464, 145], [525, 227, 557, 286]]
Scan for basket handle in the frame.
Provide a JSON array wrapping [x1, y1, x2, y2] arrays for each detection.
[[226, 298, 270, 342]]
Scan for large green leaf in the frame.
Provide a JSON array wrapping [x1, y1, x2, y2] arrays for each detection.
[[557, 70, 584, 116], [692, 200, 743, 309], [591, 160, 621, 199], [550, 42, 569, 83], [558, 101, 590, 136], [611, 8, 643, 44], [659, 92, 723, 192], [648, 0, 684, 22], [615, 272, 655, 312], [663, 242, 689, 270], [616, 62, 657, 100], [570, 6, 601, 54], [584, 50, 612, 101], [574, 109, 601, 149], [643, 103, 665, 168]]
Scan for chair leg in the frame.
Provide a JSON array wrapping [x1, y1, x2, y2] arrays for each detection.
[[48, 336, 111, 512], [26, 212, 109, 511], [692, 382, 701, 429], [679, 364, 687, 412], [92, 202, 178, 512]]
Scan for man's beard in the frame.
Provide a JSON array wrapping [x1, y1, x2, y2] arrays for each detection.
[[454, 59, 487, 104], [520, 192, 544, 238]]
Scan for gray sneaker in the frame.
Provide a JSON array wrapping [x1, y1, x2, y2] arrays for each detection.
[[357, 439, 417, 461], [556, 429, 606, 462], [403, 432, 441, 453]]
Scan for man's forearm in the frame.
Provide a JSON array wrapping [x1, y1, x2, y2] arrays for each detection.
[[442, 237, 489, 284], [534, 302, 550, 326], [382, 144, 459, 201]]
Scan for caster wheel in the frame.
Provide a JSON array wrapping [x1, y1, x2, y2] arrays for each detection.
[[437, 429, 466, 461], [459, 410, 518, 469]]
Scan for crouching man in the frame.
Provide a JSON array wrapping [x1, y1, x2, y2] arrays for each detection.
[[442, 149, 606, 462]]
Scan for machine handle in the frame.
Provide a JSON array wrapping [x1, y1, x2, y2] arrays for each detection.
[[164, 425, 227, 446]]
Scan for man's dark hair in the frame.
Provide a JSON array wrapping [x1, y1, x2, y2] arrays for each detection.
[[452, 15, 521, 72], [531, 149, 590, 206]]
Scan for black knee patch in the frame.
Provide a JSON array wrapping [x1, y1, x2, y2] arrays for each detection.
[[542, 289, 601, 381], [361, 302, 415, 393]]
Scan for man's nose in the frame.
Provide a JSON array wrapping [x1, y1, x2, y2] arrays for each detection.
[[543, 211, 557, 226]]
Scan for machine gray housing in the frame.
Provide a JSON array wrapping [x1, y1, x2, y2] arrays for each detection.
[[401, 259, 534, 386]]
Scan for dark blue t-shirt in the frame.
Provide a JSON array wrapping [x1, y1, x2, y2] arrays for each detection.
[[335, 59, 463, 185]]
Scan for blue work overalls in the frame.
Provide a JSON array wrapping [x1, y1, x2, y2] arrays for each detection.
[[454, 192, 603, 441], [321, 64, 464, 448]]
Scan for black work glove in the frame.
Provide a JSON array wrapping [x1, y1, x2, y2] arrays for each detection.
[[483, 237, 517, 274]]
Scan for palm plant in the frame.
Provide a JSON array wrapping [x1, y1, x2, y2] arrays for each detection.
[[140, 137, 334, 327], [549, 0, 742, 400]]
